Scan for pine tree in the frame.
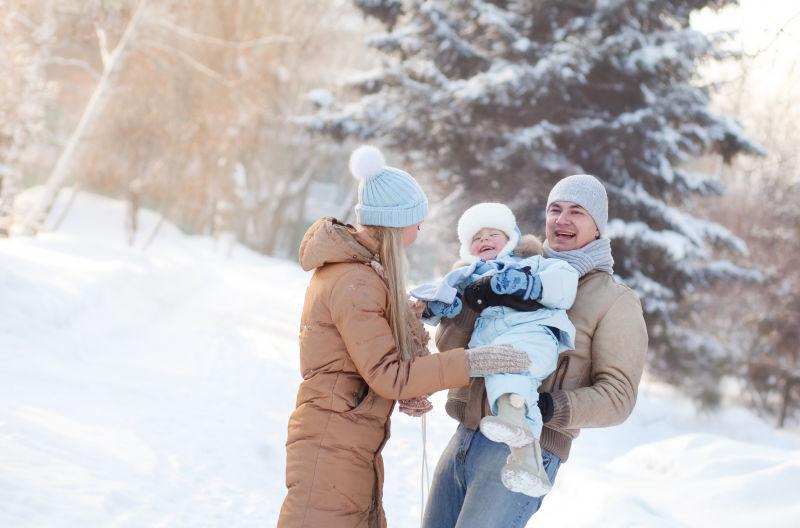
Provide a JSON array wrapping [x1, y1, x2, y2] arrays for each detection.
[[305, 0, 764, 401]]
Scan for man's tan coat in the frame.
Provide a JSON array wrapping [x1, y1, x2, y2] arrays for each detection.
[[440, 264, 648, 462]]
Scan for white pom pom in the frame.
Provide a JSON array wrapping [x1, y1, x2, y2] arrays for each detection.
[[349, 145, 386, 181]]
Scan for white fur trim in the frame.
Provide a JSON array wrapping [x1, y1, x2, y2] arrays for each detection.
[[349, 145, 386, 180], [457, 202, 520, 262], [516, 234, 543, 258]]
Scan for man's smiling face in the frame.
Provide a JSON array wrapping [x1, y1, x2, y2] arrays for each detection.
[[546, 201, 599, 251], [469, 228, 509, 260]]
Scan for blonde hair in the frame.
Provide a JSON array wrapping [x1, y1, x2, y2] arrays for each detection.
[[373, 226, 415, 360]]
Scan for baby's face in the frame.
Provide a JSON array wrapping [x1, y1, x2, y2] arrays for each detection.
[[469, 228, 509, 260]]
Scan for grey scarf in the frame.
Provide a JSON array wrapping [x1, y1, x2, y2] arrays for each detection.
[[542, 237, 615, 277]]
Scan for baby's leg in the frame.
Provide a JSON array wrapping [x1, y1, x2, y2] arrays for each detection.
[[480, 392, 534, 447], [479, 326, 560, 497], [482, 326, 559, 440], [502, 438, 553, 497]]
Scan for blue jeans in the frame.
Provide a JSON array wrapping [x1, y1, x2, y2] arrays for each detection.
[[422, 425, 561, 528]]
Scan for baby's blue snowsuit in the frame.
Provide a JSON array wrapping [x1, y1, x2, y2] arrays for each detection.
[[411, 255, 578, 438]]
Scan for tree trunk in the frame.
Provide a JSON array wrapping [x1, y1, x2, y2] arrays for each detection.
[[142, 212, 166, 251], [21, 0, 150, 235], [777, 377, 798, 428], [49, 184, 82, 232]]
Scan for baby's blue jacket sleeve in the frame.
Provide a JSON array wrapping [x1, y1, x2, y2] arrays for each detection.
[[518, 256, 579, 309], [409, 261, 480, 304]]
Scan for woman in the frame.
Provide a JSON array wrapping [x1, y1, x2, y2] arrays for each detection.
[[278, 146, 531, 528], [422, 174, 649, 528]]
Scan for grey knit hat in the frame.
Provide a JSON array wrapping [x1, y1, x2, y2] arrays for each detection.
[[546, 174, 608, 235]]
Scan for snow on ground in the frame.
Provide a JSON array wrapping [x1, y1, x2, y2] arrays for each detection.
[[2, 190, 799, 527]]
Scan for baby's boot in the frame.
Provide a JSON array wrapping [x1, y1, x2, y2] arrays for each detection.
[[479, 393, 534, 448], [501, 438, 552, 497]]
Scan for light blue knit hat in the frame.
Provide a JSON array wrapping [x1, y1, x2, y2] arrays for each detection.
[[546, 174, 609, 235], [349, 145, 428, 228]]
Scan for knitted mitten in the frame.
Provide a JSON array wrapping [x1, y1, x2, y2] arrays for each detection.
[[465, 345, 531, 376], [424, 297, 463, 319], [480, 393, 534, 447], [501, 438, 552, 498], [398, 396, 433, 417], [463, 275, 544, 313], [490, 266, 542, 300]]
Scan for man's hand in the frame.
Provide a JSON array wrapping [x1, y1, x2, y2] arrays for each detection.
[[538, 392, 554, 423]]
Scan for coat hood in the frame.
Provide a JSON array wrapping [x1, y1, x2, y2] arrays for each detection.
[[298, 217, 379, 271]]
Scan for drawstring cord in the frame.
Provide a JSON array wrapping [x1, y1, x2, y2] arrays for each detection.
[[420, 414, 431, 526]]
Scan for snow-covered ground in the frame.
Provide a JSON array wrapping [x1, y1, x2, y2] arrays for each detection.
[[2, 191, 799, 527]]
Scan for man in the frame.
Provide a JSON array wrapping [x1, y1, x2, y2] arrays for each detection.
[[422, 174, 649, 528]]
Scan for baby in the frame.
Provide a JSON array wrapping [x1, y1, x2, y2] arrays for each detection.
[[411, 202, 578, 497]]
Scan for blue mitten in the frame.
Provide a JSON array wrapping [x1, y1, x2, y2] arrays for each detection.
[[490, 266, 542, 301], [424, 295, 463, 319]]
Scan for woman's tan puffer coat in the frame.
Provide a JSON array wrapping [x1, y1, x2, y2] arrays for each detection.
[[278, 218, 470, 528]]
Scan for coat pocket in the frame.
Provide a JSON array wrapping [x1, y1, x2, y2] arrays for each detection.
[[330, 375, 374, 413], [354, 382, 369, 408], [547, 355, 570, 391], [347, 383, 375, 415], [557, 356, 570, 389], [560, 355, 590, 390], [338, 382, 375, 414]]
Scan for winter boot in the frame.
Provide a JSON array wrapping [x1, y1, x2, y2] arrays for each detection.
[[501, 438, 552, 497], [479, 393, 534, 448]]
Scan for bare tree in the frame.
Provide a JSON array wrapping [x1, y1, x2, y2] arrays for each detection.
[[20, 0, 150, 235], [5, 0, 374, 256], [0, 1, 56, 236]]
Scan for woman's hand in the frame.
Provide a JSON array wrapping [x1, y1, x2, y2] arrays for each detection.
[[410, 299, 427, 319], [465, 344, 531, 376], [398, 396, 433, 416]]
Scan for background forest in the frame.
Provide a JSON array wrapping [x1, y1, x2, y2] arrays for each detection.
[[2, 0, 799, 428]]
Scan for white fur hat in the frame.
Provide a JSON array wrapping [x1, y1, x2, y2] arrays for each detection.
[[457, 202, 520, 262]]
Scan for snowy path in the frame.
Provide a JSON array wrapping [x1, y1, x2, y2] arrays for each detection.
[[1, 193, 305, 526], [2, 192, 800, 527]]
